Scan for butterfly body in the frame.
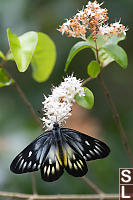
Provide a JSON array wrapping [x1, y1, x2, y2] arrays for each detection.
[[10, 123, 110, 182]]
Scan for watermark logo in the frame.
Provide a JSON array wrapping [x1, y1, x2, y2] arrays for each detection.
[[119, 168, 133, 199]]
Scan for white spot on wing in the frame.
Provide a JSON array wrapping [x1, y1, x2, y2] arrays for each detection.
[[28, 151, 32, 157], [51, 166, 55, 174], [49, 159, 52, 164], [47, 166, 50, 176], [38, 164, 41, 169], [32, 163, 36, 169], [95, 142, 102, 147], [16, 156, 22, 167], [95, 145, 102, 152], [89, 150, 95, 156], [85, 141, 90, 146], [44, 166, 47, 174], [86, 154, 91, 158], [19, 159, 24, 169], [27, 161, 32, 169], [94, 149, 100, 155], [22, 161, 27, 171]]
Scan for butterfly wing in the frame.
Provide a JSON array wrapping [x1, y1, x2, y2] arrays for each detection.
[[10, 131, 53, 174], [40, 140, 64, 182], [61, 139, 88, 177], [61, 128, 110, 164], [10, 130, 64, 182]]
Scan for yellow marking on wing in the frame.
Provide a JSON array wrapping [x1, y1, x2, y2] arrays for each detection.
[[56, 160, 60, 171], [56, 147, 63, 166], [44, 166, 47, 174], [79, 160, 83, 166], [77, 161, 82, 169], [49, 159, 52, 164], [47, 166, 50, 176], [51, 166, 55, 174], [68, 158, 72, 169], [62, 148, 67, 166], [74, 163, 78, 170], [73, 154, 76, 160]]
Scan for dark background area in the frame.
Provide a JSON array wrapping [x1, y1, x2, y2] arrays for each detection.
[[0, 0, 133, 196]]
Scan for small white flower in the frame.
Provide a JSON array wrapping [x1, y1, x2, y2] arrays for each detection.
[[42, 75, 85, 130]]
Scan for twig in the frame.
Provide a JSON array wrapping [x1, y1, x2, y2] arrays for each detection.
[[98, 73, 133, 165], [12, 79, 43, 129], [82, 77, 93, 86], [0, 52, 43, 129], [81, 39, 133, 165], [0, 191, 119, 199], [81, 176, 104, 195], [0, 53, 41, 195], [32, 173, 37, 195], [94, 39, 133, 166]]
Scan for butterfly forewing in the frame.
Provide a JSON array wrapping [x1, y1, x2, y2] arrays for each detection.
[[61, 128, 110, 162], [10, 131, 52, 174]]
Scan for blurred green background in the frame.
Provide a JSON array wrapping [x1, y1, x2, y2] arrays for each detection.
[[0, 0, 133, 197]]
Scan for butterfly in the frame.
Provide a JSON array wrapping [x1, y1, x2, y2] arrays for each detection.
[[10, 122, 110, 182]]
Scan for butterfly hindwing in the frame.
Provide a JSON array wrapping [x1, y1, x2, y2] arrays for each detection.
[[62, 141, 88, 177], [61, 128, 110, 162], [10, 131, 52, 174], [40, 142, 64, 182]]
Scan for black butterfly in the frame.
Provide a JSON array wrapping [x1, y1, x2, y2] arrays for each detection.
[[10, 122, 110, 182]]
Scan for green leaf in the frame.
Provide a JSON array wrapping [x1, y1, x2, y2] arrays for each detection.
[[87, 35, 105, 49], [65, 41, 92, 72], [103, 33, 126, 46], [0, 68, 14, 87], [7, 51, 14, 61], [98, 34, 126, 67], [103, 44, 128, 68], [87, 34, 127, 67], [31, 32, 56, 82], [0, 51, 5, 59], [87, 33, 126, 49], [75, 87, 94, 110], [87, 60, 100, 78], [98, 49, 114, 67], [7, 29, 38, 72]]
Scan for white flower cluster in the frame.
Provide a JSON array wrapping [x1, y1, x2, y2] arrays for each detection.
[[42, 75, 85, 130]]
